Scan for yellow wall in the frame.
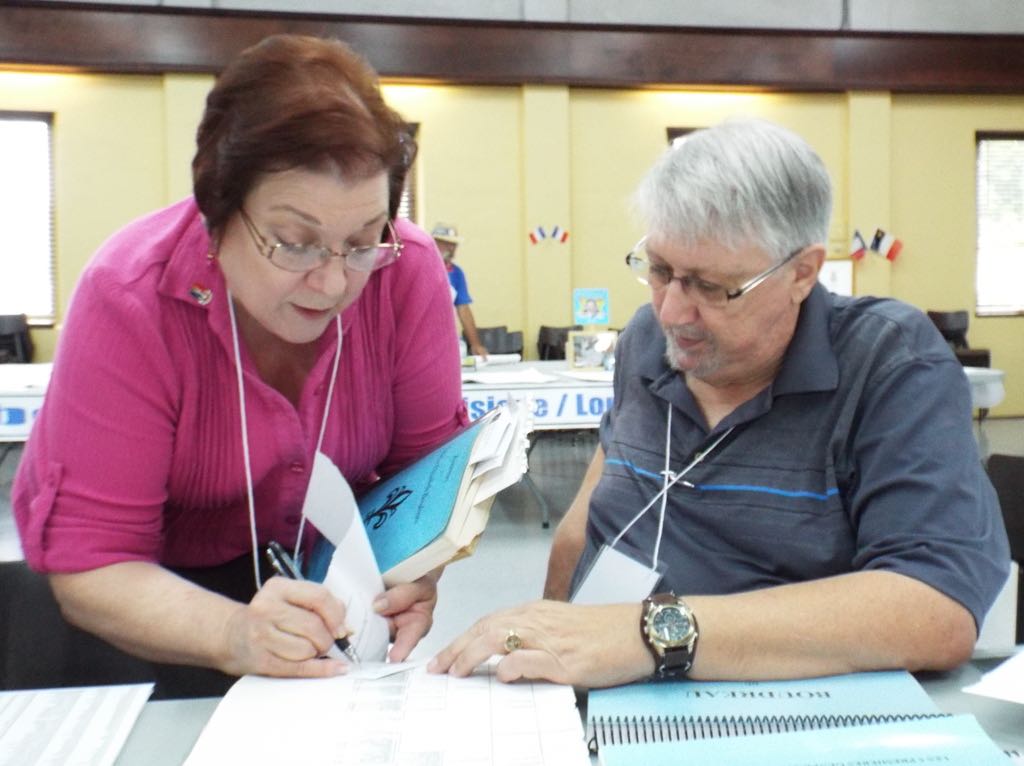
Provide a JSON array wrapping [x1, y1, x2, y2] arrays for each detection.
[[3, 71, 1022, 414], [382, 84, 526, 336], [0, 71, 170, 358], [162, 74, 214, 202], [569, 90, 850, 334], [890, 95, 1024, 409]]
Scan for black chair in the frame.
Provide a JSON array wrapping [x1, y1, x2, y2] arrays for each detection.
[[0, 558, 255, 698], [926, 310, 990, 368], [536, 325, 581, 360], [472, 326, 524, 356], [0, 561, 153, 692], [984, 453, 1024, 643], [0, 314, 33, 363]]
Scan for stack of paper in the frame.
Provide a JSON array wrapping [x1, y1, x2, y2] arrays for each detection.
[[461, 368, 559, 385], [465, 353, 522, 366], [184, 662, 589, 766], [0, 683, 153, 766], [964, 649, 1024, 705]]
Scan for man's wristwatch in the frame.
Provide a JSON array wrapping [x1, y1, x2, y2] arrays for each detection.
[[640, 592, 699, 678]]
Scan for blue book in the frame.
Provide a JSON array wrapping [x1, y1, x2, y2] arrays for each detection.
[[361, 419, 488, 584], [588, 670, 941, 751], [307, 402, 529, 587], [598, 713, 1010, 766]]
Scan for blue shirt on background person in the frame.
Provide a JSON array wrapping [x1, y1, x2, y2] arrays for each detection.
[[432, 223, 488, 358]]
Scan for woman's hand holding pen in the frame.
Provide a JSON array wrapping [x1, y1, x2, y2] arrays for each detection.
[[375, 567, 443, 662], [220, 576, 351, 679]]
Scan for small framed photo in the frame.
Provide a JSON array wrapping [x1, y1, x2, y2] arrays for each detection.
[[567, 330, 618, 370], [572, 287, 610, 326]]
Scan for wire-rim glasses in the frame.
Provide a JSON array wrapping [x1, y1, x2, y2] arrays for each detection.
[[239, 208, 403, 273], [625, 237, 805, 308]]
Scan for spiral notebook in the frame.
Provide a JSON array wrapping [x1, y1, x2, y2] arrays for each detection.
[[587, 670, 942, 752], [597, 713, 1012, 766]]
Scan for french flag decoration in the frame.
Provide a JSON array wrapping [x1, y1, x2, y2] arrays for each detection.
[[849, 229, 867, 261], [529, 225, 570, 245], [189, 283, 213, 305], [869, 228, 904, 262]]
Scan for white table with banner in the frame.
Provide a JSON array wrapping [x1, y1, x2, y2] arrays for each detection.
[[0, 362, 50, 443], [461, 360, 613, 431], [0, 360, 1008, 505], [3, 361, 1000, 441], [0, 363, 51, 473], [461, 360, 613, 527]]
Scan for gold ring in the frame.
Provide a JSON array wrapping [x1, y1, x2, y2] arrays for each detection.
[[504, 629, 523, 653]]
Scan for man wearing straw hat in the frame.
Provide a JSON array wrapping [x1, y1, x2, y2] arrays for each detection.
[[432, 223, 489, 359]]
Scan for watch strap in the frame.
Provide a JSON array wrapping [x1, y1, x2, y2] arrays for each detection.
[[640, 592, 699, 679]]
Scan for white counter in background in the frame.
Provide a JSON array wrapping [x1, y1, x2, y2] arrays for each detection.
[[0, 362, 51, 442], [965, 366, 1006, 410]]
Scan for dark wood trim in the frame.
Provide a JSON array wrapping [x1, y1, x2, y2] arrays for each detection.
[[4, 3, 1024, 92], [977, 131, 1024, 140]]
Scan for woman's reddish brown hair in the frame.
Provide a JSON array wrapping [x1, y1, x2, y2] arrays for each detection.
[[193, 34, 410, 237]]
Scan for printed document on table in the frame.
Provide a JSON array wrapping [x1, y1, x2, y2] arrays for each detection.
[[184, 661, 589, 766], [462, 368, 559, 385], [0, 683, 153, 766], [963, 648, 1024, 705], [557, 369, 614, 383]]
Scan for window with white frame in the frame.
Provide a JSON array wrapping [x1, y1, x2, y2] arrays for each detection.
[[0, 113, 55, 324], [396, 122, 419, 222], [976, 133, 1024, 316]]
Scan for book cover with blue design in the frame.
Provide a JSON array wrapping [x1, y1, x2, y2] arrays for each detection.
[[308, 401, 530, 586], [361, 419, 486, 578]]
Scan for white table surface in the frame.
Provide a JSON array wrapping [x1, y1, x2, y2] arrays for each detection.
[[113, 655, 1024, 766]]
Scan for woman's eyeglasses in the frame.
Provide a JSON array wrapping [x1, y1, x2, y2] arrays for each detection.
[[239, 209, 403, 273]]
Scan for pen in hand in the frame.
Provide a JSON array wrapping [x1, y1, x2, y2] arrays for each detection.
[[265, 540, 360, 664]]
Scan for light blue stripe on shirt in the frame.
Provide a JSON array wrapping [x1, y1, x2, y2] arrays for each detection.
[[605, 458, 838, 502]]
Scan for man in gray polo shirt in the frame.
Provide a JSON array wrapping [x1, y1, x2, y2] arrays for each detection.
[[431, 118, 1009, 688]]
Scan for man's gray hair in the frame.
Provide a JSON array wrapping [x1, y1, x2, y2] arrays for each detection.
[[632, 118, 833, 264]]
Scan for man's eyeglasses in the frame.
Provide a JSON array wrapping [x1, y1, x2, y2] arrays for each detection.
[[625, 237, 805, 308], [239, 209, 403, 274]]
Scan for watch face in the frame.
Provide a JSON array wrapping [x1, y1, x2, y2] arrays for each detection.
[[652, 606, 692, 645]]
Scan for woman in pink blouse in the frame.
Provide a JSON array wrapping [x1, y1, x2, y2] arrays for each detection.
[[12, 34, 467, 696]]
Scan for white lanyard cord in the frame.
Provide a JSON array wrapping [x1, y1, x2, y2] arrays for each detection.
[[651, 406, 673, 569], [609, 406, 735, 565], [227, 293, 343, 591], [293, 315, 343, 558], [226, 293, 263, 592]]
